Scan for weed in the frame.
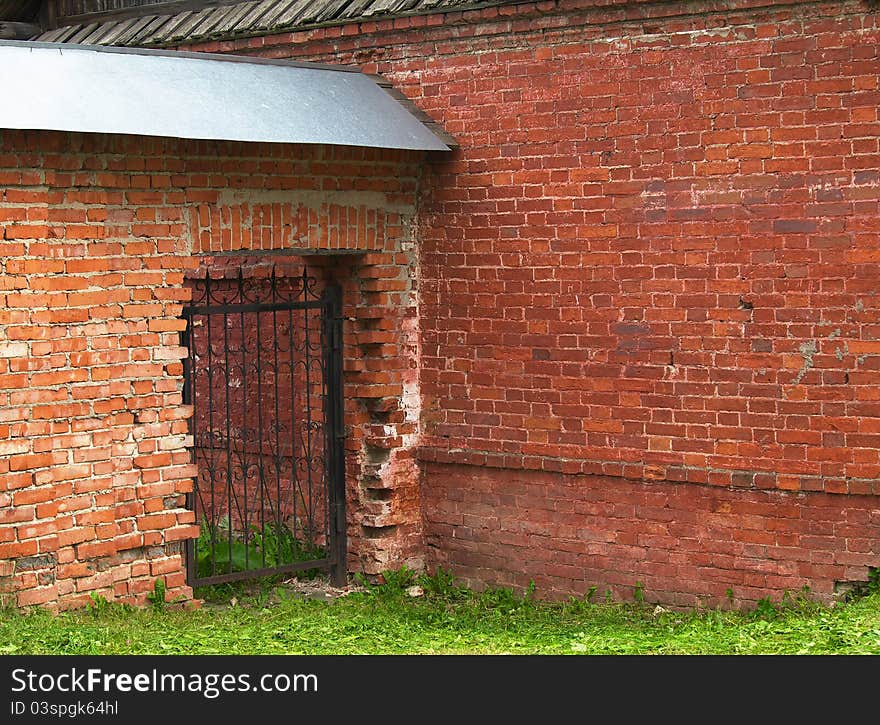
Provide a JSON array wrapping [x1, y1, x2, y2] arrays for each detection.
[[380, 565, 417, 592], [478, 586, 520, 611], [352, 572, 372, 589], [634, 581, 645, 605], [585, 585, 597, 602], [416, 567, 467, 600], [753, 596, 778, 620], [87, 593, 134, 616], [0, 593, 18, 613], [146, 578, 166, 611], [87, 593, 111, 616]]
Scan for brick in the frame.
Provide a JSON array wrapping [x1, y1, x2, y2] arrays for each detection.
[[17, 586, 57, 607], [0, 342, 28, 359]]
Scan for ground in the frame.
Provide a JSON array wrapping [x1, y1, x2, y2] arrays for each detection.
[[198, 574, 368, 608]]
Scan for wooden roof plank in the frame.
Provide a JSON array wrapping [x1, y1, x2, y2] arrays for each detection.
[[36, 0, 519, 46], [129, 13, 173, 44], [208, 2, 257, 37], [89, 16, 139, 44], [48, 23, 85, 42], [34, 25, 72, 42], [362, 0, 400, 16], [251, 0, 300, 31], [187, 5, 238, 37], [164, 6, 217, 41], [227, 0, 275, 35], [393, 0, 424, 12], [314, 0, 354, 24], [142, 10, 194, 43], [66, 21, 102, 43], [339, 0, 374, 20], [290, 0, 330, 25], [79, 18, 121, 43], [272, 0, 313, 28], [111, 14, 161, 44]]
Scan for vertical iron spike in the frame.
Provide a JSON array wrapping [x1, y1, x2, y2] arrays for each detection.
[[181, 293, 195, 588], [324, 282, 347, 587]]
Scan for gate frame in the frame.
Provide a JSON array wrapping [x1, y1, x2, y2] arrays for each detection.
[[180, 266, 347, 589]]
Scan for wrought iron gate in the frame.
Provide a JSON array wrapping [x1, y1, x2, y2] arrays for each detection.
[[181, 267, 346, 587]]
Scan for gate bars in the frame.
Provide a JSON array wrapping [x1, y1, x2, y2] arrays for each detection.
[[181, 267, 346, 588]]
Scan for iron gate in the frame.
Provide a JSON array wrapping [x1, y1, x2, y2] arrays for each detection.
[[181, 267, 346, 587]]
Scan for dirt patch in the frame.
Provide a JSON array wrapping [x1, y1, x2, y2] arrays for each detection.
[[196, 574, 368, 609], [280, 575, 367, 602]]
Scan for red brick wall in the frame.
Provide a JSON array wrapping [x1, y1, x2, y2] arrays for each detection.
[[183, 0, 880, 605], [421, 460, 880, 607], [0, 132, 197, 609], [0, 132, 425, 609]]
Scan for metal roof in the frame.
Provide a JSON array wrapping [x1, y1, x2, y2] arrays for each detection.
[[34, 0, 520, 47], [0, 39, 452, 150]]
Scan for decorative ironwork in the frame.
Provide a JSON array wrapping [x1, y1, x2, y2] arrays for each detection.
[[181, 267, 346, 587]]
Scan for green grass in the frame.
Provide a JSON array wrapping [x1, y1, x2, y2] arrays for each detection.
[[195, 518, 324, 579], [1, 568, 879, 655]]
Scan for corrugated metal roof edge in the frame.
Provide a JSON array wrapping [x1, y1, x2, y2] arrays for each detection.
[[1, 38, 458, 150], [368, 72, 459, 149], [33, 0, 532, 49]]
